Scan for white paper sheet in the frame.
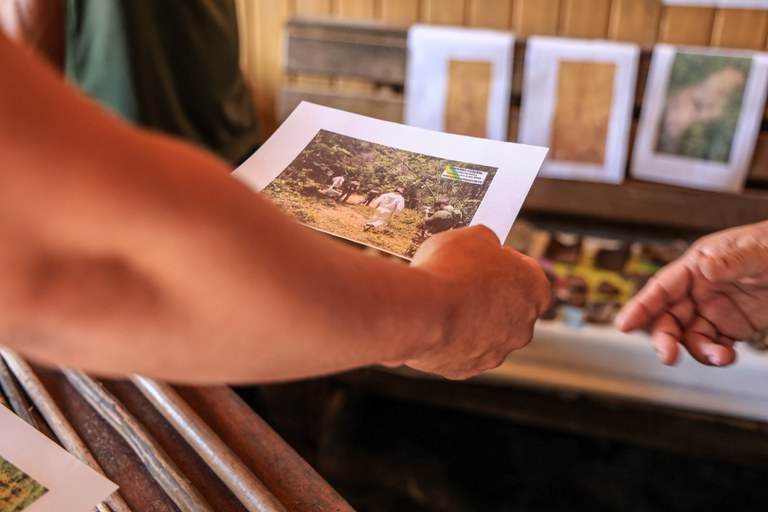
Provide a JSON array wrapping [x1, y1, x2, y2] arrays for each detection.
[[0, 405, 117, 512], [518, 36, 639, 184], [234, 102, 547, 259], [631, 45, 768, 192], [404, 24, 515, 141]]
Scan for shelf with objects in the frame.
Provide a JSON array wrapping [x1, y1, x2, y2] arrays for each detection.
[[277, 16, 768, 422]]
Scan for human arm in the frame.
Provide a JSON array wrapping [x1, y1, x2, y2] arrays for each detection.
[[0, 33, 551, 384], [615, 220, 768, 366]]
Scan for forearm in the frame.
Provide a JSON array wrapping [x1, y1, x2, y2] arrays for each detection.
[[0, 32, 452, 382]]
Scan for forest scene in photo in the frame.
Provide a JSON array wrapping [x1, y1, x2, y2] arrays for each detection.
[[262, 129, 498, 259], [655, 52, 751, 163], [0, 456, 47, 512]]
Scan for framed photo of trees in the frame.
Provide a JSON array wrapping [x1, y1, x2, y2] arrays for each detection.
[[518, 37, 640, 184], [631, 45, 768, 192], [235, 102, 547, 259]]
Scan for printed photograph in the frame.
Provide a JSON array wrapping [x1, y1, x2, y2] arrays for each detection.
[[550, 60, 617, 164], [0, 455, 47, 512], [262, 129, 498, 259], [655, 52, 752, 163]]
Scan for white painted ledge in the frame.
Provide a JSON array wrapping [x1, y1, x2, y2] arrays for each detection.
[[482, 320, 768, 422]]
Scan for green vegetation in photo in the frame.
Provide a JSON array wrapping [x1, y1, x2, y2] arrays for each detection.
[[656, 52, 751, 163], [263, 130, 498, 258], [0, 456, 47, 512]]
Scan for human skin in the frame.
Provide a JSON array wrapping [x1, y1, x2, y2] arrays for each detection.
[[0, 32, 550, 384], [615, 220, 768, 367]]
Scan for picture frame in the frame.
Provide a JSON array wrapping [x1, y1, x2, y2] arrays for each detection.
[[518, 36, 640, 184], [404, 24, 515, 141], [631, 44, 768, 192]]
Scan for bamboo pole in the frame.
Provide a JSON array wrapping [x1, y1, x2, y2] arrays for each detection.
[[131, 376, 288, 512]]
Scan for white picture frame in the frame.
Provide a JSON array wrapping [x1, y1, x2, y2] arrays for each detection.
[[404, 24, 515, 141], [518, 36, 640, 184], [631, 44, 768, 192]]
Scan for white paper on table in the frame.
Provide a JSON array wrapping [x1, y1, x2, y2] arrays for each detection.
[[631, 45, 768, 192], [662, 1, 768, 9], [404, 24, 514, 141], [234, 102, 548, 259], [518, 36, 639, 184], [0, 404, 118, 512]]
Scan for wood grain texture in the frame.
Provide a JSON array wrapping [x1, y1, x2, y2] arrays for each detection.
[[711, 8, 768, 50], [513, 0, 562, 36], [559, 0, 611, 38], [334, 0, 376, 19], [658, 6, 715, 46], [608, 0, 661, 47], [421, 0, 466, 25], [467, 0, 513, 29], [380, 0, 420, 24]]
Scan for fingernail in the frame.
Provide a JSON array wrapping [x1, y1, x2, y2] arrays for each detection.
[[707, 354, 721, 366]]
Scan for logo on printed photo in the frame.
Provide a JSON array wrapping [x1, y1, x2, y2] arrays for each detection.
[[441, 165, 488, 185]]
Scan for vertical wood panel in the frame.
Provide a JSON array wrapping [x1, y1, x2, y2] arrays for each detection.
[[333, 1, 378, 92], [335, 0, 377, 19], [711, 8, 768, 50], [608, 0, 661, 47], [658, 6, 715, 46], [559, 0, 611, 38], [295, 0, 332, 16], [513, 0, 561, 36], [254, 0, 294, 136], [467, 0, 513, 29], [380, 0, 420, 24], [291, 0, 334, 90], [421, 0, 466, 25]]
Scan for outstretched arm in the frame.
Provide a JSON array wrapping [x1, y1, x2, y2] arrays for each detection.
[[0, 33, 550, 383], [615, 220, 768, 366]]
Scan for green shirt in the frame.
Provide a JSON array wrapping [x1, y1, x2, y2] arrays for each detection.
[[65, 0, 260, 164]]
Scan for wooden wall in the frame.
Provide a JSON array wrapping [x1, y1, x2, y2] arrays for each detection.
[[234, 0, 768, 137]]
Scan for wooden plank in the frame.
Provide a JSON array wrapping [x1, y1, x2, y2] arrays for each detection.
[[467, 0, 513, 29], [559, 0, 611, 39], [608, 0, 661, 48], [513, 0, 562, 36], [379, 0, 420, 24], [252, 0, 294, 136], [279, 85, 404, 122], [748, 133, 768, 183], [285, 19, 408, 82], [295, 0, 332, 15], [334, 0, 376, 19], [522, 178, 768, 232], [421, 0, 466, 25], [293, 0, 334, 89], [658, 6, 715, 46], [711, 8, 768, 50]]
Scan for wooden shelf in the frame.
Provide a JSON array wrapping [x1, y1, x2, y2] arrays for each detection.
[[523, 178, 768, 232]]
